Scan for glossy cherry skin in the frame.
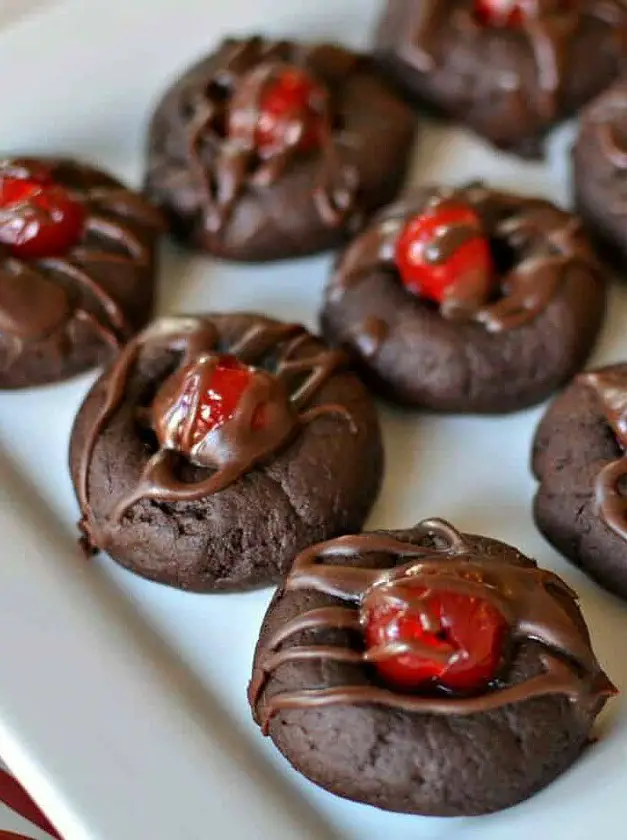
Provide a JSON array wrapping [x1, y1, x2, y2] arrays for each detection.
[[185, 355, 264, 446], [363, 584, 508, 693], [474, 0, 572, 27], [255, 66, 326, 158], [395, 202, 492, 305], [0, 172, 85, 259]]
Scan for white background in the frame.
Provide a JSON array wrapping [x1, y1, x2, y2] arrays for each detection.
[[0, 1, 626, 838]]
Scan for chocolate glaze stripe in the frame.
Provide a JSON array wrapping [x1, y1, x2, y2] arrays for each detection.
[[230, 320, 303, 361], [84, 214, 151, 267], [423, 220, 482, 266], [0, 259, 70, 342], [184, 37, 361, 235], [598, 121, 627, 169], [251, 519, 616, 732], [580, 369, 627, 541], [40, 258, 126, 332], [355, 316, 389, 359], [256, 655, 600, 735], [70, 187, 166, 229], [276, 334, 348, 409], [78, 316, 353, 552], [267, 606, 362, 648]]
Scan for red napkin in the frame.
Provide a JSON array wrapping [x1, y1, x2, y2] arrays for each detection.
[[0, 769, 61, 839]]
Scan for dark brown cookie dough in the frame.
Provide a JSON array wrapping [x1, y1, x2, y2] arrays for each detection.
[[70, 313, 383, 592], [574, 78, 627, 270], [143, 36, 416, 262], [0, 158, 162, 389], [249, 519, 614, 816], [321, 183, 606, 414], [533, 364, 627, 600], [374, 1, 627, 158]]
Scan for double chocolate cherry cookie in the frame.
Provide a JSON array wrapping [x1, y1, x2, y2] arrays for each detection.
[[0, 158, 162, 388], [574, 77, 627, 270], [70, 314, 383, 591], [250, 518, 614, 816], [534, 364, 627, 600], [375, 0, 627, 158], [322, 183, 606, 413], [144, 36, 416, 261]]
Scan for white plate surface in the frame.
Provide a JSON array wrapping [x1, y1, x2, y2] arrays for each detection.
[[0, 1, 626, 838]]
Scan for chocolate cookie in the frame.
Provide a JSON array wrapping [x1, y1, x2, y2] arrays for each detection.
[[249, 518, 615, 816], [143, 36, 416, 262], [0, 157, 163, 389], [321, 183, 606, 414], [574, 77, 627, 269], [533, 364, 627, 600], [70, 314, 383, 592], [374, 1, 627, 158]]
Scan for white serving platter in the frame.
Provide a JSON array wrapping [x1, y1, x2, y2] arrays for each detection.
[[0, 1, 626, 838]]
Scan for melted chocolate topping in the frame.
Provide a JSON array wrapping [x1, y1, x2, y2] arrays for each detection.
[[577, 79, 627, 220], [585, 85, 627, 215], [0, 159, 164, 372], [182, 37, 361, 235], [76, 316, 353, 551], [250, 518, 615, 733], [580, 369, 627, 540], [422, 216, 482, 266], [398, 0, 626, 121], [329, 182, 600, 333], [598, 120, 627, 170], [354, 316, 390, 359]]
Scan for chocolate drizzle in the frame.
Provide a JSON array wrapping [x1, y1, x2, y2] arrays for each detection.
[[178, 37, 361, 235], [76, 316, 353, 551], [0, 159, 163, 373], [354, 316, 389, 359], [567, 74, 627, 229], [598, 119, 627, 170], [423, 218, 482, 266], [396, 0, 627, 122], [250, 518, 615, 733], [584, 84, 627, 218], [329, 183, 600, 333], [580, 368, 627, 540]]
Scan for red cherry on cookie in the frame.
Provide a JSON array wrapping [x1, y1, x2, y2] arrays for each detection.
[[474, 0, 572, 27], [395, 202, 492, 305], [256, 66, 326, 158], [182, 355, 265, 447], [0, 171, 85, 259], [363, 584, 508, 693]]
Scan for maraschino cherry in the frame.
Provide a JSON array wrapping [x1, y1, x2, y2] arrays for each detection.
[[395, 201, 492, 305], [255, 66, 326, 158], [363, 582, 508, 693], [474, 0, 571, 27], [0, 164, 85, 259], [156, 354, 266, 458], [190, 354, 265, 441]]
